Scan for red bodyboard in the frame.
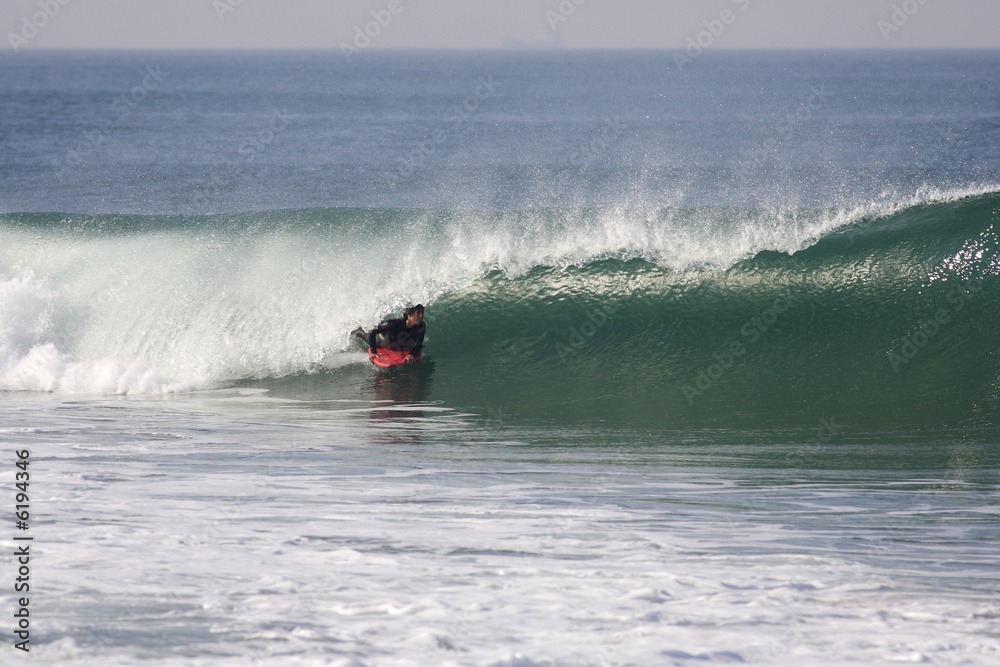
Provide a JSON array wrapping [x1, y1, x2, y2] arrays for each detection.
[[368, 348, 420, 369]]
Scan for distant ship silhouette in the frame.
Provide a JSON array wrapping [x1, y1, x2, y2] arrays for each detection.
[[502, 31, 563, 50]]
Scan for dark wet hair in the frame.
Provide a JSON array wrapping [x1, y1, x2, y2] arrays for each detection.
[[405, 304, 424, 317]]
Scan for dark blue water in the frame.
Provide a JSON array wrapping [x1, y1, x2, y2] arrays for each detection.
[[2, 50, 998, 214]]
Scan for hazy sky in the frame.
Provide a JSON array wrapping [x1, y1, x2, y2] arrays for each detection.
[[4, 0, 1000, 51]]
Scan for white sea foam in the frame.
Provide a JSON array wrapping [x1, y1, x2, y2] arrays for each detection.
[[8, 393, 998, 666], [0, 270, 184, 394]]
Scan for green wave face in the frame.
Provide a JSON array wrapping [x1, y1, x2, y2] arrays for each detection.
[[426, 193, 1000, 429]]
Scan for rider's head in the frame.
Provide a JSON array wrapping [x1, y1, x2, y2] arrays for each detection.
[[405, 304, 424, 325]]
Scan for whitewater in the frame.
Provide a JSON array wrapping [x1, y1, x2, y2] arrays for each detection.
[[1, 50, 999, 665]]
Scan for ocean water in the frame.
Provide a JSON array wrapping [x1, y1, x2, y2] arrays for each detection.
[[1, 50, 999, 665]]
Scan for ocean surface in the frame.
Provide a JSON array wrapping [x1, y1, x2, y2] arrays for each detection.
[[1, 49, 999, 665]]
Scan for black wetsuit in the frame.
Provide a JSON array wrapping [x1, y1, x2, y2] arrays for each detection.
[[358, 318, 425, 357]]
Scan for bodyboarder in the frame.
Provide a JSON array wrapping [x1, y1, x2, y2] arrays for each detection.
[[351, 304, 425, 365]]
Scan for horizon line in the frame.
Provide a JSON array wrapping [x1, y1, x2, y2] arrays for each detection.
[[4, 45, 1000, 53]]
